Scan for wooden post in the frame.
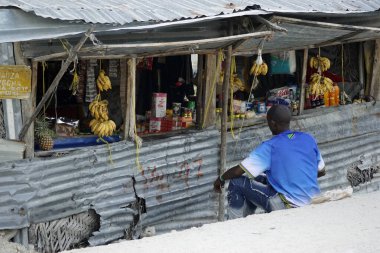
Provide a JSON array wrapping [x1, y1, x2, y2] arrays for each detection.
[[370, 40, 380, 101], [196, 55, 204, 128], [298, 48, 308, 115], [202, 54, 217, 128], [21, 62, 38, 158], [14, 42, 37, 158], [219, 45, 232, 221], [120, 59, 127, 117], [18, 26, 94, 140], [123, 58, 136, 139]]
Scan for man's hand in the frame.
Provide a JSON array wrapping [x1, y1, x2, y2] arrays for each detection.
[[213, 177, 225, 193], [318, 168, 326, 178]]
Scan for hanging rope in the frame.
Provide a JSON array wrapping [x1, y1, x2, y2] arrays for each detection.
[[231, 39, 267, 159]]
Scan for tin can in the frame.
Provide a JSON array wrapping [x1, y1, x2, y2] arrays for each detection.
[[172, 103, 181, 116], [257, 102, 266, 114]]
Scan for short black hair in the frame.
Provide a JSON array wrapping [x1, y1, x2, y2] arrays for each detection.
[[267, 104, 291, 124]]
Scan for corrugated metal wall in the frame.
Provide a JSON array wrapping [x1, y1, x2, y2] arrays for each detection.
[[0, 129, 220, 246], [0, 103, 379, 249], [226, 103, 380, 193]]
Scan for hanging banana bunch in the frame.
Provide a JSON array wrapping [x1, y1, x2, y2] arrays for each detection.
[[309, 73, 334, 96], [88, 95, 117, 137], [97, 69, 112, 92], [249, 50, 268, 76], [309, 55, 331, 72], [230, 57, 247, 92], [69, 69, 80, 95]]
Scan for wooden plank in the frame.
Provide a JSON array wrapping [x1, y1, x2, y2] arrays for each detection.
[[15, 42, 36, 158], [219, 44, 232, 221], [21, 61, 37, 157], [123, 58, 136, 139], [196, 55, 204, 128], [316, 31, 363, 48], [254, 16, 287, 32], [298, 48, 308, 115], [18, 27, 94, 140], [33, 31, 273, 62], [202, 54, 217, 128], [370, 39, 380, 100], [119, 59, 127, 117], [274, 16, 380, 32]]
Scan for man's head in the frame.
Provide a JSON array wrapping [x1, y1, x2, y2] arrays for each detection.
[[266, 104, 291, 135]]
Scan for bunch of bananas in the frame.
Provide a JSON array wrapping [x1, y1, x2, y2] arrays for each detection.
[[309, 73, 334, 95], [89, 96, 116, 137], [89, 118, 116, 138], [309, 56, 331, 72], [97, 69, 112, 92], [249, 62, 268, 76], [69, 70, 79, 95], [89, 98, 109, 121], [231, 74, 247, 92]]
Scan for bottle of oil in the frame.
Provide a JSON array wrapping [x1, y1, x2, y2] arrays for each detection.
[[334, 84, 340, 105]]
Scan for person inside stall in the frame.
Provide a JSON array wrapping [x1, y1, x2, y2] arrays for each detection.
[[170, 77, 195, 106]]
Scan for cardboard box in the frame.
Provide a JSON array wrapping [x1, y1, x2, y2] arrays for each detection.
[[149, 117, 162, 132], [152, 93, 167, 118]]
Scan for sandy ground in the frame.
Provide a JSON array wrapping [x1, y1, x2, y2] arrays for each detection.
[[62, 190, 380, 253]]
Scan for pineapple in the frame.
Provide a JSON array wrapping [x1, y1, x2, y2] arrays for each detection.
[[35, 117, 56, 151]]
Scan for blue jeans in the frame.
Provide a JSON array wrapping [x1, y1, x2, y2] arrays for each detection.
[[227, 175, 285, 218]]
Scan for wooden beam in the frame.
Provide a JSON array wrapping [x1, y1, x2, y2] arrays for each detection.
[[219, 44, 232, 221], [201, 54, 217, 128], [123, 58, 136, 139], [298, 48, 309, 115], [254, 16, 288, 33], [18, 26, 94, 140], [274, 16, 380, 32], [21, 62, 37, 158], [14, 42, 36, 158], [33, 31, 273, 62], [119, 59, 127, 117], [316, 31, 363, 47], [370, 39, 380, 100], [196, 55, 204, 128]]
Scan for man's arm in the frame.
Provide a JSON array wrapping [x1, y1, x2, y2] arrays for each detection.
[[213, 165, 245, 193]]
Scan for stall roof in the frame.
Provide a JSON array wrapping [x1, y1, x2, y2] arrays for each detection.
[[0, 0, 379, 25], [235, 16, 380, 55]]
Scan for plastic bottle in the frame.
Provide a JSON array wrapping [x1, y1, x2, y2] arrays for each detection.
[[329, 86, 336, 106], [324, 91, 330, 107], [334, 84, 340, 105]]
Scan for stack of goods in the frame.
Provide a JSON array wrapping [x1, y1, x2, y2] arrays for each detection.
[[85, 60, 98, 103], [230, 100, 256, 119], [149, 93, 167, 133]]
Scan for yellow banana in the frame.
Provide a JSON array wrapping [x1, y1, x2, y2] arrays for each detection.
[[250, 63, 258, 75], [109, 120, 116, 131], [260, 63, 268, 75]]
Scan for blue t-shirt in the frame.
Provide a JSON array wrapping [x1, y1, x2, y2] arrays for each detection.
[[240, 130, 325, 207]]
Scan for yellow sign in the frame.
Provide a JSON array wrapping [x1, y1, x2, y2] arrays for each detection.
[[0, 65, 32, 99]]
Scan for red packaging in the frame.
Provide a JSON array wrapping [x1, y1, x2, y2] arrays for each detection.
[[152, 93, 167, 118], [149, 117, 162, 132]]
